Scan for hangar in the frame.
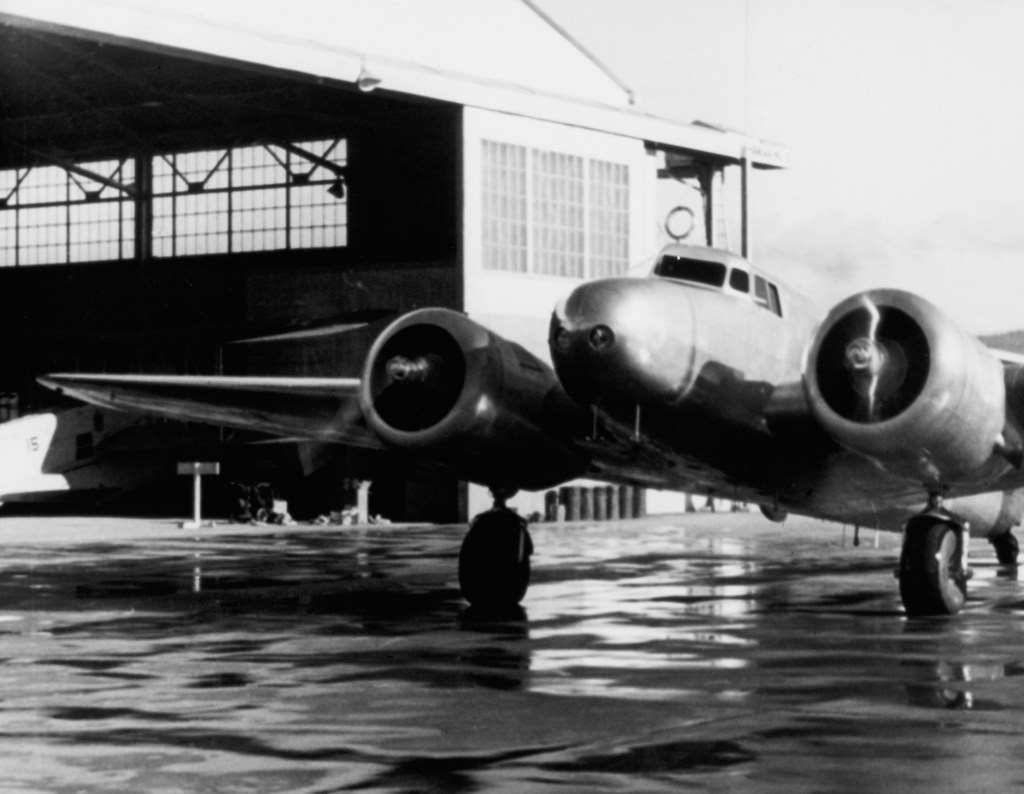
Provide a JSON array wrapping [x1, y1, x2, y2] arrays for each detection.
[[0, 0, 786, 521]]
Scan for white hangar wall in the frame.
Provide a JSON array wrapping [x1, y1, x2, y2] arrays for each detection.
[[462, 106, 660, 362]]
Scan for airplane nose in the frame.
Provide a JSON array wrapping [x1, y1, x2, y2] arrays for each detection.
[[550, 278, 696, 407]]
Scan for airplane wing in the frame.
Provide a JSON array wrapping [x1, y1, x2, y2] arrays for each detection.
[[40, 307, 596, 490], [38, 373, 383, 449], [992, 348, 1024, 367]]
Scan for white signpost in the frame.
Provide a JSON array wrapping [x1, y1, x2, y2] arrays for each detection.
[[177, 461, 220, 529]]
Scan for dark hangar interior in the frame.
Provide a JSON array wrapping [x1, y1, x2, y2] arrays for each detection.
[[0, 20, 465, 519]]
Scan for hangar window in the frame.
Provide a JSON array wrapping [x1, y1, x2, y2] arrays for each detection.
[[0, 159, 135, 267], [152, 139, 347, 257], [481, 141, 629, 279], [0, 140, 346, 266]]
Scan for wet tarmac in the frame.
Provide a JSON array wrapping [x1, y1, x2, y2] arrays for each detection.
[[2, 512, 1024, 793]]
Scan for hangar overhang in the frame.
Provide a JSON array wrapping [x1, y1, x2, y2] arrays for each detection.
[[0, 0, 787, 171], [0, 16, 427, 171]]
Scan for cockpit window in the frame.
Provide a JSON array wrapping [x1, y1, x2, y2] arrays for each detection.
[[653, 250, 783, 316], [654, 255, 726, 287], [754, 275, 771, 307], [729, 268, 750, 293], [754, 275, 783, 317]]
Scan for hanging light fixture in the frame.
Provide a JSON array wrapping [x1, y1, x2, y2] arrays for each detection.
[[356, 63, 381, 92], [327, 177, 347, 199]]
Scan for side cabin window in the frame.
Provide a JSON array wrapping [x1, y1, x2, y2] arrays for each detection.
[[653, 255, 726, 287]]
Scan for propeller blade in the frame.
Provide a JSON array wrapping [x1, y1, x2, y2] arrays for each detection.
[[816, 301, 929, 424]]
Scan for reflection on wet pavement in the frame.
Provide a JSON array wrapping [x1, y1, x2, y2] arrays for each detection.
[[3, 514, 1024, 791]]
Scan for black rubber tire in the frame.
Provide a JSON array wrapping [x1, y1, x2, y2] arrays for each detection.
[[990, 531, 1020, 566], [458, 510, 532, 609], [899, 521, 967, 616]]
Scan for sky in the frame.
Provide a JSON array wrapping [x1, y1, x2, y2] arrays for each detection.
[[538, 0, 1024, 333]]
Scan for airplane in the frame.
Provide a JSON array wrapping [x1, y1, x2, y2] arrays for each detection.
[[0, 406, 162, 506], [0, 403, 350, 513], [38, 242, 1024, 616]]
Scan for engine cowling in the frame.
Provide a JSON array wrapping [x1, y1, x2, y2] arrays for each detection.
[[948, 489, 1024, 539], [804, 289, 1008, 486], [359, 308, 587, 491]]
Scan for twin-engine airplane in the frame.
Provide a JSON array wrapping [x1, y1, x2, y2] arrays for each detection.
[[39, 244, 1024, 616]]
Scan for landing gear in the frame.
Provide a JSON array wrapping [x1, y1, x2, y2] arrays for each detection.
[[458, 493, 533, 610], [989, 531, 1019, 566], [898, 510, 969, 616]]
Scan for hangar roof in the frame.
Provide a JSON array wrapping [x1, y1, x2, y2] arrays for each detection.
[[0, 0, 787, 169]]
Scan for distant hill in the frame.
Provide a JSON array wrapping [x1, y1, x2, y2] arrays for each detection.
[[982, 330, 1024, 354]]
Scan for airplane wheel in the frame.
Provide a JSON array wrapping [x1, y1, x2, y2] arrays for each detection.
[[990, 531, 1019, 566], [458, 509, 533, 609], [899, 520, 967, 616]]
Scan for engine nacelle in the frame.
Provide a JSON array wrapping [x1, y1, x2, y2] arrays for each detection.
[[804, 289, 1008, 486], [359, 308, 587, 491], [948, 489, 1024, 539]]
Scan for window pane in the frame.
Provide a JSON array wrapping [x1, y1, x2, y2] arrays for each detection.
[[654, 255, 726, 287], [729, 269, 750, 293], [0, 210, 15, 267], [175, 191, 229, 255], [152, 196, 175, 256], [533, 149, 584, 278], [20, 165, 66, 205], [481, 141, 528, 272], [70, 201, 135, 263], [754, 275, 770, 306], [589, 159, 629, 278], [19, 205, 67, 265]]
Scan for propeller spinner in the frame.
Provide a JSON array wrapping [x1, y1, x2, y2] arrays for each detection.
[[368, 325, 466, 432]]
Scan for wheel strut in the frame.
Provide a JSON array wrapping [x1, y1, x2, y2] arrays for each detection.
[[989, 530, 1019, 566]]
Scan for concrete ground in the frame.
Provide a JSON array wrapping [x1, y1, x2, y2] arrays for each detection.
[[0, 511, 1021, 793]]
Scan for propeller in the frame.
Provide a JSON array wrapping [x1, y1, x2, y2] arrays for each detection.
[[386, 353, 445, 386], [369, 325, 466, 432], [815, 298, 930, 423]]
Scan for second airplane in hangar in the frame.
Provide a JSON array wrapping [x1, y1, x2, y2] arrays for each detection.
[[39, 243, 1024, 616]]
